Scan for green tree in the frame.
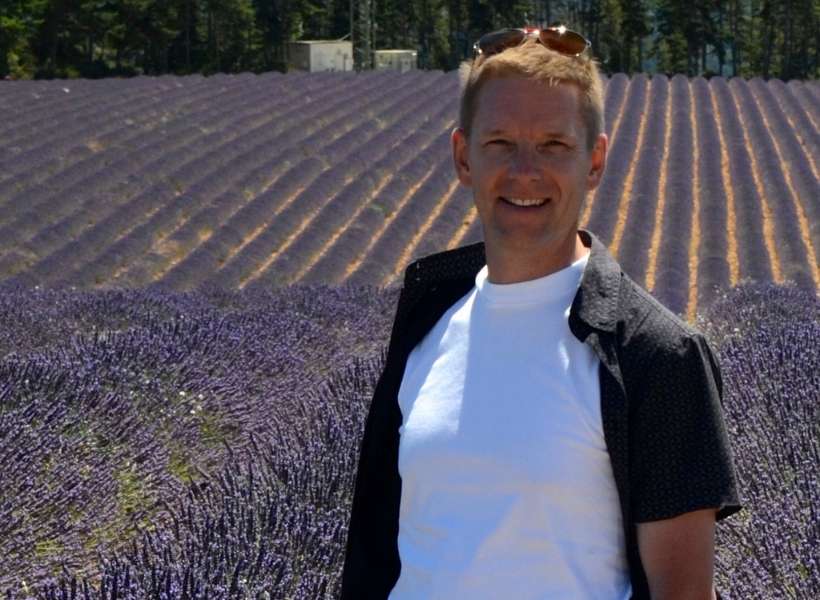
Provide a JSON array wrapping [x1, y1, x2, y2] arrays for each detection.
[[0, 0, 49, 78], [199, 0, 257, 73], [620, 0, 650, 72]]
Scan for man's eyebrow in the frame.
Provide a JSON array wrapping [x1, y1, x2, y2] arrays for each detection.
[[481, 128, 575, 139], [481, 129, 510, 137]]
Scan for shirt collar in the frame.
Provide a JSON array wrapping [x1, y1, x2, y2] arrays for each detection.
[[403, 229, 622, 333], [571, 229, 621, 333]]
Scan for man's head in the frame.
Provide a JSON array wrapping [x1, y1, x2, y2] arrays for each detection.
[[451, 34, 608, 281], [459, 36, 605, 151]]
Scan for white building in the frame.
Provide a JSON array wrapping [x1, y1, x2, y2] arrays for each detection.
[[288, 41, 354, 72], [373, 50, 418, 73]]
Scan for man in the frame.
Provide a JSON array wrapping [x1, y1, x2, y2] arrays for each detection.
[[341, 27, 740, 600]]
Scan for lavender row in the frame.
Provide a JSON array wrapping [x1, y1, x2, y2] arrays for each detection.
[[408, 184, 476, 261], [0, 75, 198, 132], [294, 125, 446, 288], [0, 75, 326, 268], [9, 74, 391, 288], [343, 135, 457, 288], [602, 73, 629, 138], [651, 75, 696, 316], [748, 80, 820, 254], [728, 79, 815, 289], [325, 135, 456, 288], [0, 72, 345, 217], [586, 74, 649, 244], [6, 183, 180, 288], [152, 73, 447, 291], [126, 71, 418, 289], [238, 81, 459, 289], [0, 75, 217, 177], [690, 77, 732, 310], [59, 73, 425, 290], [787, 80, 820, 126], [709, 77, 773, 283], [771, 81, 820, 155], [616, 74, 670, 285]]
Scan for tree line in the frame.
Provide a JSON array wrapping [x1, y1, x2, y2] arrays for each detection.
[[1, 1, 817, 80]]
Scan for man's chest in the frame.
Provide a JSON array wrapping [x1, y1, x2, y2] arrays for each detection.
[[396, 295, 609, 490]]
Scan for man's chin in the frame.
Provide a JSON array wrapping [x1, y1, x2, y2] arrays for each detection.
[[488, 230, 574, 251]]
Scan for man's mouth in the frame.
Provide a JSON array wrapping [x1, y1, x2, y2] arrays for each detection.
[[500, 196, 549, 207]]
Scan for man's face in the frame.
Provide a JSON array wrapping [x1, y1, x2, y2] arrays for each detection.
[[452, 76, 606, 258]]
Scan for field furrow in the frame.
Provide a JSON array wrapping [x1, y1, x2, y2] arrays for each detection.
[[734, 81, 818, 290], [767, 81, 820, 181], [586, 74, 649, 244], [616, 75, 670, 285], [409, 184, 475, 262], [749, 80, 820, 267], [159, 74, 447, 291], [650, 75, 696, 317], [709, 78, 775, 283], [342, 135, 458, 288], [0, 71, 814, 311], [46, 74, 390, 288], [0, 75, 319, 266], [581, 72, 630, 227], [227, 77, 456, 290], [788, 80, 820, 129]]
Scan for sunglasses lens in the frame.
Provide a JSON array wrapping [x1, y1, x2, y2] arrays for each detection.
[[541, 28, 589, 55], [478, 29, 526, 55]]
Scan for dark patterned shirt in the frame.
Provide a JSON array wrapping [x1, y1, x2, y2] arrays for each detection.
[[341, 229, 741, 600]]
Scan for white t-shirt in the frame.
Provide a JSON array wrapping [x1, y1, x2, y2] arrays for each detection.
[[390, 252, 631, 599]]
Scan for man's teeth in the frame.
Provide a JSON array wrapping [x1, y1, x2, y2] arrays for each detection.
[[504, 197, 547, 207]]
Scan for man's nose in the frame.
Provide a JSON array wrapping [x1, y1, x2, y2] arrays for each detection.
[[508, 147, 542, 180]]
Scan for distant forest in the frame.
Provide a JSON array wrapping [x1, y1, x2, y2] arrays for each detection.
[[1, 1, 817, 80]]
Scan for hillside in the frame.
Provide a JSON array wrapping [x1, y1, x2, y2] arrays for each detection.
[[0, 70, 817, 320]]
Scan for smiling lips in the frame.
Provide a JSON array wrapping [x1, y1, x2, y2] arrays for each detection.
[[501, 196, 549, 207]]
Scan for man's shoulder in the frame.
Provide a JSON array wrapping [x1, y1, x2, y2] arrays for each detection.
[[615, 273, 707, 361], [401, 241, 486, 289], [389, 242, 485, 342], [571, 229, 704, 355]]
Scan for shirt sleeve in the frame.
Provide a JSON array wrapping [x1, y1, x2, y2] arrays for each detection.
[[630, 332, 742, 523]]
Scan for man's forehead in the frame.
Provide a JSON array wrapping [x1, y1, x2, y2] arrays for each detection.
[[472, 79, 584, 136], [478, 74, 582, 98], [475, 76, 581, 111]]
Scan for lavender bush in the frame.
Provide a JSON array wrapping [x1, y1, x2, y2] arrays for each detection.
[[0, 281, 817, 598], [0, 284, 397, 597], [700, 283, 819, 599]]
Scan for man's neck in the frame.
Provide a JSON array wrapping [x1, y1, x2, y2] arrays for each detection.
[[484, 231, 589, 284]]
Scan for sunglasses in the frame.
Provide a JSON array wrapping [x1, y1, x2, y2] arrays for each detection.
[[473, 26, 591, 58]]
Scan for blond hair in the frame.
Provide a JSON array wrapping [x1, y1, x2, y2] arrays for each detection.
[[458, 38, 604, 150]]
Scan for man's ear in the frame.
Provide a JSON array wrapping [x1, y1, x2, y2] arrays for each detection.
[[451, 127, 472, 187], [587, 132, 608, 191]]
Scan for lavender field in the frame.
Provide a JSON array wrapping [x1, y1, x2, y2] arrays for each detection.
[[0, 72, 818, 321], [0, 281, 817, 599], [0, 70, 818, 598]]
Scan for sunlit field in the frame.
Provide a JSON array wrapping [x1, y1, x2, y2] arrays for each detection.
[[0, 71, 817, 598]]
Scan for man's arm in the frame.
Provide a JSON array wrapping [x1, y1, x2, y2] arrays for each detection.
[[637, 508, 718, 600]]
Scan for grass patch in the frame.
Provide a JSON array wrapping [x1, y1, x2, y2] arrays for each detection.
[[198, 409, 239, 448], [115, 463, 152, 517], [167, 443, 197, 484], [34, 538, 63, 559]]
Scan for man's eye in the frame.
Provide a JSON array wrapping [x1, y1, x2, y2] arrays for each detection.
[[488, 139, 509, 145]]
